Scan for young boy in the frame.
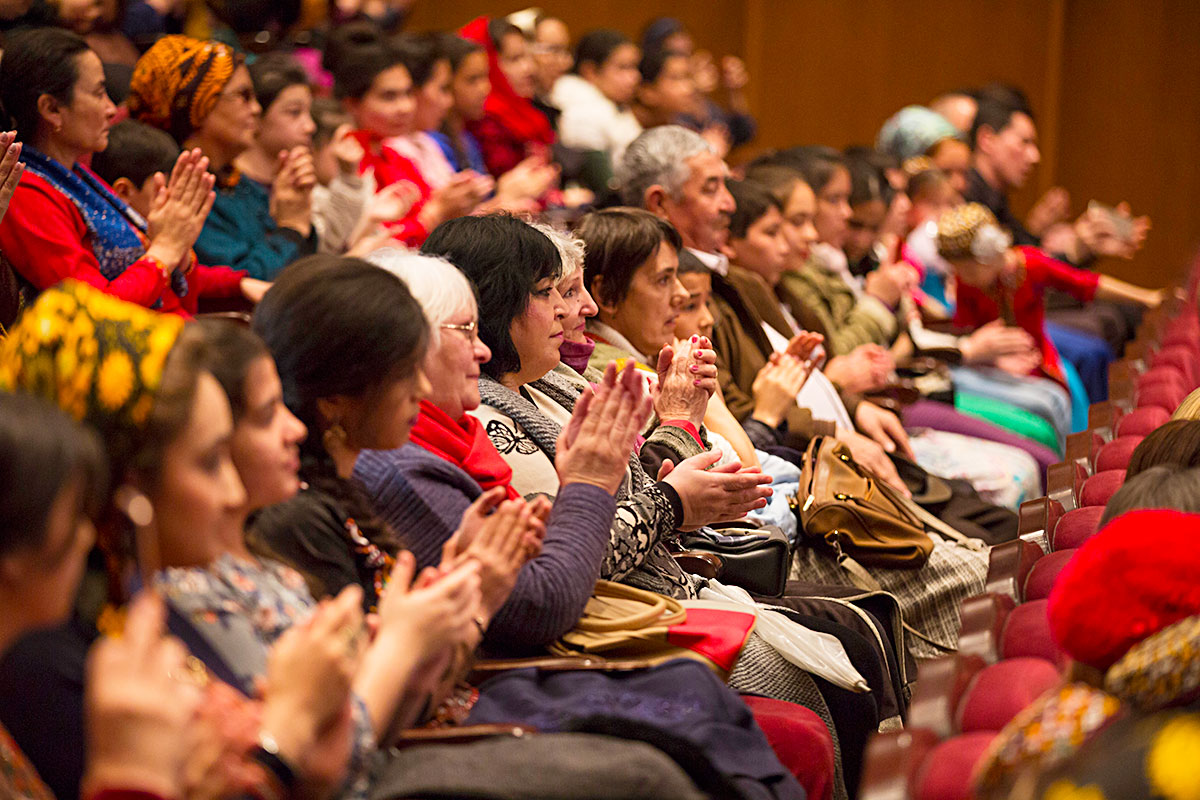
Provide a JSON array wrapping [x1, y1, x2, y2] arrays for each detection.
[[90, 120, 268, 314]]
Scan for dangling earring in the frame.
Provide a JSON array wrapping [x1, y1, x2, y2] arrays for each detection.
[[113, 484, 154, 527], [323, 421, 348, 453]]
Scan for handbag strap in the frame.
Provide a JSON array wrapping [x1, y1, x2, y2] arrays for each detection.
[[573, 580, 687, 632], [876, 478, 985, 550], [834, 553, 956, 655]]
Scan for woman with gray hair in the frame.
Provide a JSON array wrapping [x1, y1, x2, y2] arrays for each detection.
[[359, 246, 651, 649]]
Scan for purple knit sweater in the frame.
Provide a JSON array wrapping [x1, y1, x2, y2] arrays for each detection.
[[353, 444, 616, 652]]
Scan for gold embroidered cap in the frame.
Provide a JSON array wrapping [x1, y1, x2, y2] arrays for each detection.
[[0, 281, 185, 437], [128, 35, 244, 144], [937, 202, 1002, 260]]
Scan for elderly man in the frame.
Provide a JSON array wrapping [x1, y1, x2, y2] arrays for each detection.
[[616, 125, 915, 490], [617, 127, 1024, 543]]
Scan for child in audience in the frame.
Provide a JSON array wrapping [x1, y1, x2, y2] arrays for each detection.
[[89, 120, 270, 310], [939, 202, 1165, 429]]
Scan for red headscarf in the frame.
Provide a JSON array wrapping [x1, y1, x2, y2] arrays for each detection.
[[408, 400, 522, 500], [458, 16, 555, 147]]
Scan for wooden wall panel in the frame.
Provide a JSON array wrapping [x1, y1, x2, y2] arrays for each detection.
[[1053, 0, 1200, 286], [408, 0, 1200, 284], [406, 1, 744, 65]]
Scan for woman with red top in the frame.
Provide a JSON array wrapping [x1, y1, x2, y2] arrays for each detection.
[[326, 22, 490, 248], [941, 202, 1163, 426], [0, 28, 231, 315], [458, 17, 556, 179]]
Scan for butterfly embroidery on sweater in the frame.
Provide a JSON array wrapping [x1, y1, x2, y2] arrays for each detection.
[[486, 420, 540, 455]]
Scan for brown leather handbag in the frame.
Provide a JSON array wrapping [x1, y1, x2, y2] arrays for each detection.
[[797, 435, 935, 569]]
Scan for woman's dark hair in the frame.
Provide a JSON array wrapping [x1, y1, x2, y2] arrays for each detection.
[[487, 18, 525, 51], [91, 120, 180, 189], [676, 247, 709, 276], [204, 0, 300, 34], [194, 320, 270, 423], [311, 96, 352, 147], [437, 32, 484, 72], [253, 254, 429, 456], [752, 145, 846, 195], [0, 27, 91, 142], [1100, 465, 1200, 526], [393, 32, 448, 89], [727, 178, 782, 240], [1125, 419, 1200, 478], [907, 168, 951, 203], [252, 255, 428, 553], [845, 150, 894, 209], [574, 207, 682, 308], [0, 392, 107, 559], [248, 52, 310, 113], [638, 46, 686, 85], [640, 17, 685, 56], [421, 214, 561, 379], [572, 29, 632, 75], [324, 21, 407, 100], [743, 163, 805, 208]]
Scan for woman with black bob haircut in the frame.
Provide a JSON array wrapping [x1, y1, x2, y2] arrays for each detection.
[[423, 213, 564, 382]]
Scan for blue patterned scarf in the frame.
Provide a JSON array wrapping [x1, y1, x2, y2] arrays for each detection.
[[21, 146, 187, 303]]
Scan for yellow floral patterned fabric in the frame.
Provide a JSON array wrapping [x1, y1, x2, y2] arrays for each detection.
[[0, 281, 184, 433]]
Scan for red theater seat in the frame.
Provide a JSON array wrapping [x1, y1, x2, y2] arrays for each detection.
[[1050, 506, 1104, 551], [1023, 549, 1078, 601], [1080, 469, 1125, 507], [1094, 435, 1143, 472], [1115, 405, 1169, 437], [912, 732, 997, 800], [1001, 600, 1065, 665]]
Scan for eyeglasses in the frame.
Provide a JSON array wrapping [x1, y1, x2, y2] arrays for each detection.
[[440, 321, 478, 340]]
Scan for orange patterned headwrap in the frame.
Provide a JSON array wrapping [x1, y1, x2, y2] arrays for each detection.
[[127, 35, 244, 144]]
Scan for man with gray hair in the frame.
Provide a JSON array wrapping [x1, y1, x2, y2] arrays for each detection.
[[616, 126, 737, 262], [618, 125, 921, 491]]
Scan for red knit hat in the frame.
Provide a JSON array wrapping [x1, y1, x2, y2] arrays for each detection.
[[1047, 509, 1200, 671]]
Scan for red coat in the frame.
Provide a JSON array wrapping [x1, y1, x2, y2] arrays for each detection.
[[0, 171, 244, 316], [953, 246, 1099, 386], [352, 130, 434, 247]]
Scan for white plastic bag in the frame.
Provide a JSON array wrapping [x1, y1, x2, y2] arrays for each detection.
[[690, 580, 869, 692]]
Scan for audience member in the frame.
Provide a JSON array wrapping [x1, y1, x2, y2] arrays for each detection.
[[550, 28, 642, 166], [129, 35, 317, 280], [0, 29, 221, 313]]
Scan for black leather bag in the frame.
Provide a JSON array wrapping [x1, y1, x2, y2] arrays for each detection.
[[678, 524, 791, 597]]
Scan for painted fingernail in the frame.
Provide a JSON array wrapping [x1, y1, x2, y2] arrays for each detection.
[[689, 365, 699, 372], [694, 379, 702, 386], [691, 335, 698, 343]]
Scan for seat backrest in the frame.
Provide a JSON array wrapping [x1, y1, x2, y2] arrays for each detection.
[[1137, 379, 1185, 412], [1094, 435, 1144, 472], [957, 657, 1062, 733], [1079, 469, 1126, 507], [1023, 549, 1079, 601], [912, 732, 997, 800], [1115, 405, 1169, 437], [1017, 496, 1063, 552], [1000, 599, 1066, 665], [859, 727, 939, 800], [1050, 506, 1105, 551]]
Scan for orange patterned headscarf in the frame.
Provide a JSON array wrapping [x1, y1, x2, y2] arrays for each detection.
[[127, 35, 244, 144]]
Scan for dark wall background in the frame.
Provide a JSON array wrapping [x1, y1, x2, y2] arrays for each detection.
[[409, 0, 1200, 286]]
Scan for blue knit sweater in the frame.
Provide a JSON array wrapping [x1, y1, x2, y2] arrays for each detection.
[[354, 444, 616, 652]]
